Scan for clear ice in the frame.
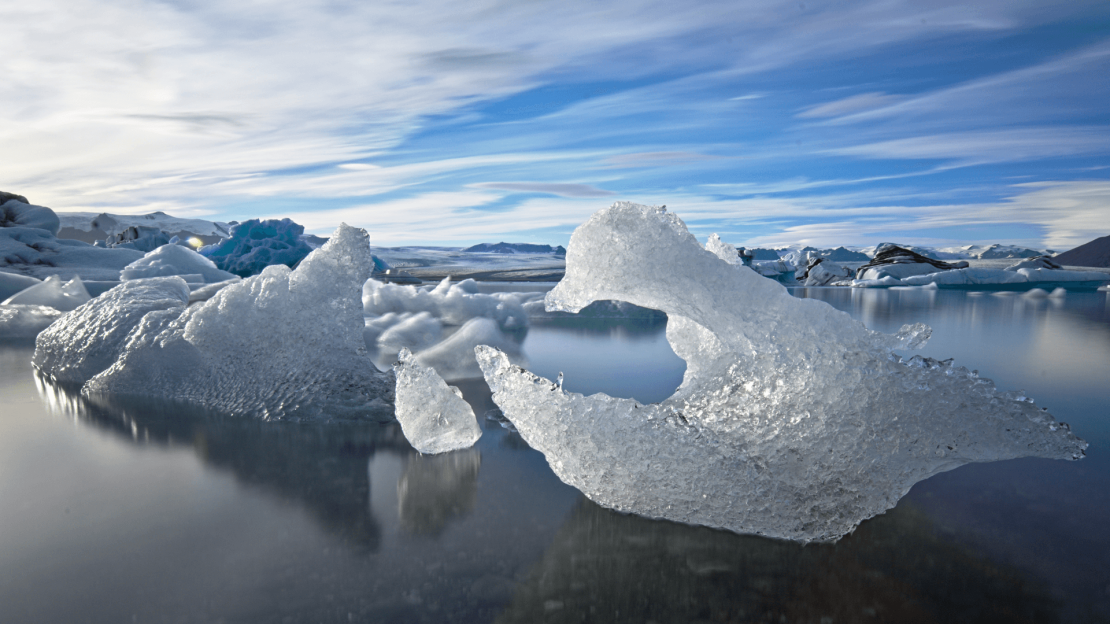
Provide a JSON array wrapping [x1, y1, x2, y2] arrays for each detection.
[[475, 202, 1087, 543], [34, 277, 191, 384], [393, 347, 481, 454], [70, 224, 393, 420]]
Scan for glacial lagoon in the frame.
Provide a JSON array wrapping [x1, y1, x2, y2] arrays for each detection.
[[1, 287, 1107, 623]]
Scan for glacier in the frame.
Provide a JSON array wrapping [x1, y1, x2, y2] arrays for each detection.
[[476, 202, 1087, 543], [393, 348, 481, 454], [40, 224, 393, 420]]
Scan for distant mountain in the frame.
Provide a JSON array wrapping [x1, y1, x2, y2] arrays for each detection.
[[1052, 235, 1110, 268], [56, 211, 231, 246], [935, 244, 1045, 260], [463, 242, 566, 255]]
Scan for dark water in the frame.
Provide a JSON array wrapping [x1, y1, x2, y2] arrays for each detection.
[[0, 288, 1107, 623]]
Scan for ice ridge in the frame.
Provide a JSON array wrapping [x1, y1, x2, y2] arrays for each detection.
[[75, 224, 393, 420], [476, 202, 1086, 543]]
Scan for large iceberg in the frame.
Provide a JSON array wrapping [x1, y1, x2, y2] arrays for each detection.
[[476, 202, 1086, 543], [198, 218, 314, 278], [393, 348, 481, 454], [48, 224, 393, 420]]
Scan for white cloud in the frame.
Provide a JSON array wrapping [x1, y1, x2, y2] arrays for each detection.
[[0, 0, 1063, 216]]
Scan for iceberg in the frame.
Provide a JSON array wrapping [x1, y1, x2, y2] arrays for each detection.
[[33, 277, 191, 384], [868, 264, 1110, 290], [198, 218, 314, 278], [0, 272, 42, 300], [121, 243, 237, 284], [476, 202, 1086, 543], [1, 275, 91, 311], [393, 348, 481, 454], [97, 225, 172, 252], [364, 277, 529, 330], [795, 258, 853, 287], [60, 224, 391, 420], [0, 304, 65, 340]]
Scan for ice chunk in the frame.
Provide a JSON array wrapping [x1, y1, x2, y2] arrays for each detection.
[[121, 243, 237, 283], [364, 277, 528, 329], [187, 277, 242, 304], [1, 197, 61, 235], [477, 202, 1087, 543], [0, 271, 42, 300], [198, 218, 314, 277], [413, 317, 524, 381], [393, 348, 481, 454], [0, 304, 65, 340], [376, 312, 444, 360], [33, 277, 191, 384], [886, 266, 1110, 290], [81, 224, 394, 421], [1, 275, 91, 311]]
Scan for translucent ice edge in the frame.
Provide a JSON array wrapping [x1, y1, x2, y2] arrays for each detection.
[[48, 224, 394, 421], [477, 202, 1087, 543], [393, 348, 481, 454]]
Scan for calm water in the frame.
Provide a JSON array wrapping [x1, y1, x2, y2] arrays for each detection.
[[1, 288, 1108, 623]]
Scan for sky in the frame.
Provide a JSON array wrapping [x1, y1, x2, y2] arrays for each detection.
[[2, 0, 1109, 250]]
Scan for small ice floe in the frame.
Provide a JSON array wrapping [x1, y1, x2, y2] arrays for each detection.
[[477, 202, 1086, 543], [121, 244, 237, 284], [1, 275, 90, 311], [393, 348, 481, 454]]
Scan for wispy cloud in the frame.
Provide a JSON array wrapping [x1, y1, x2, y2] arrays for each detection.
[[470, 182, 615, 197]]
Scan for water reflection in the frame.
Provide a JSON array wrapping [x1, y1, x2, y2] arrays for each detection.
[[497, 499, 1061, 624], [398, 449, 481, 536], [34, 374, 413, 551]]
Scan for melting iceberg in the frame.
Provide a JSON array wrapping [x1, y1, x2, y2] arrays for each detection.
[[0, 304, 65, 340], [1, 275, 91, 311], [476, 202, 1086, 543], [363, 277, 529, 330], [121, 244, 237, 284], [45, 224, 392, 420], [198, 218, 314, 278], [33, 277, 192, 384], [393, 348, 481, 454]]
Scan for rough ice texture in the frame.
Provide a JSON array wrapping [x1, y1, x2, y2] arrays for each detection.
[[82, 224, 394, 421], [393, 348, 481, 454], [0, 304, 65, 340], [198, 218, 313, 277], [33, 277, 191, 384], [122, 243, 237, 283], [476, 202, 1087, 543], [99, 225, 171, 252], [364, 277, 528, 330], [1, 275, 90, 311]]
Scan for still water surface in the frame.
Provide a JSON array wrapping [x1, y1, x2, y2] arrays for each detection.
[[0, 288, 1107, 623]]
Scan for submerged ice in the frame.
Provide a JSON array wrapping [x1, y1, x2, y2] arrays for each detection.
[[476, 202, 1086, 543]]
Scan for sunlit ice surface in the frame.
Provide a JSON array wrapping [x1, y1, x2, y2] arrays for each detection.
[[0, 286, 1108, 621]]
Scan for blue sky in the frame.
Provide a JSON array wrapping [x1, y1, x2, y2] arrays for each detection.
[[3, 0, 1109, 249]]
